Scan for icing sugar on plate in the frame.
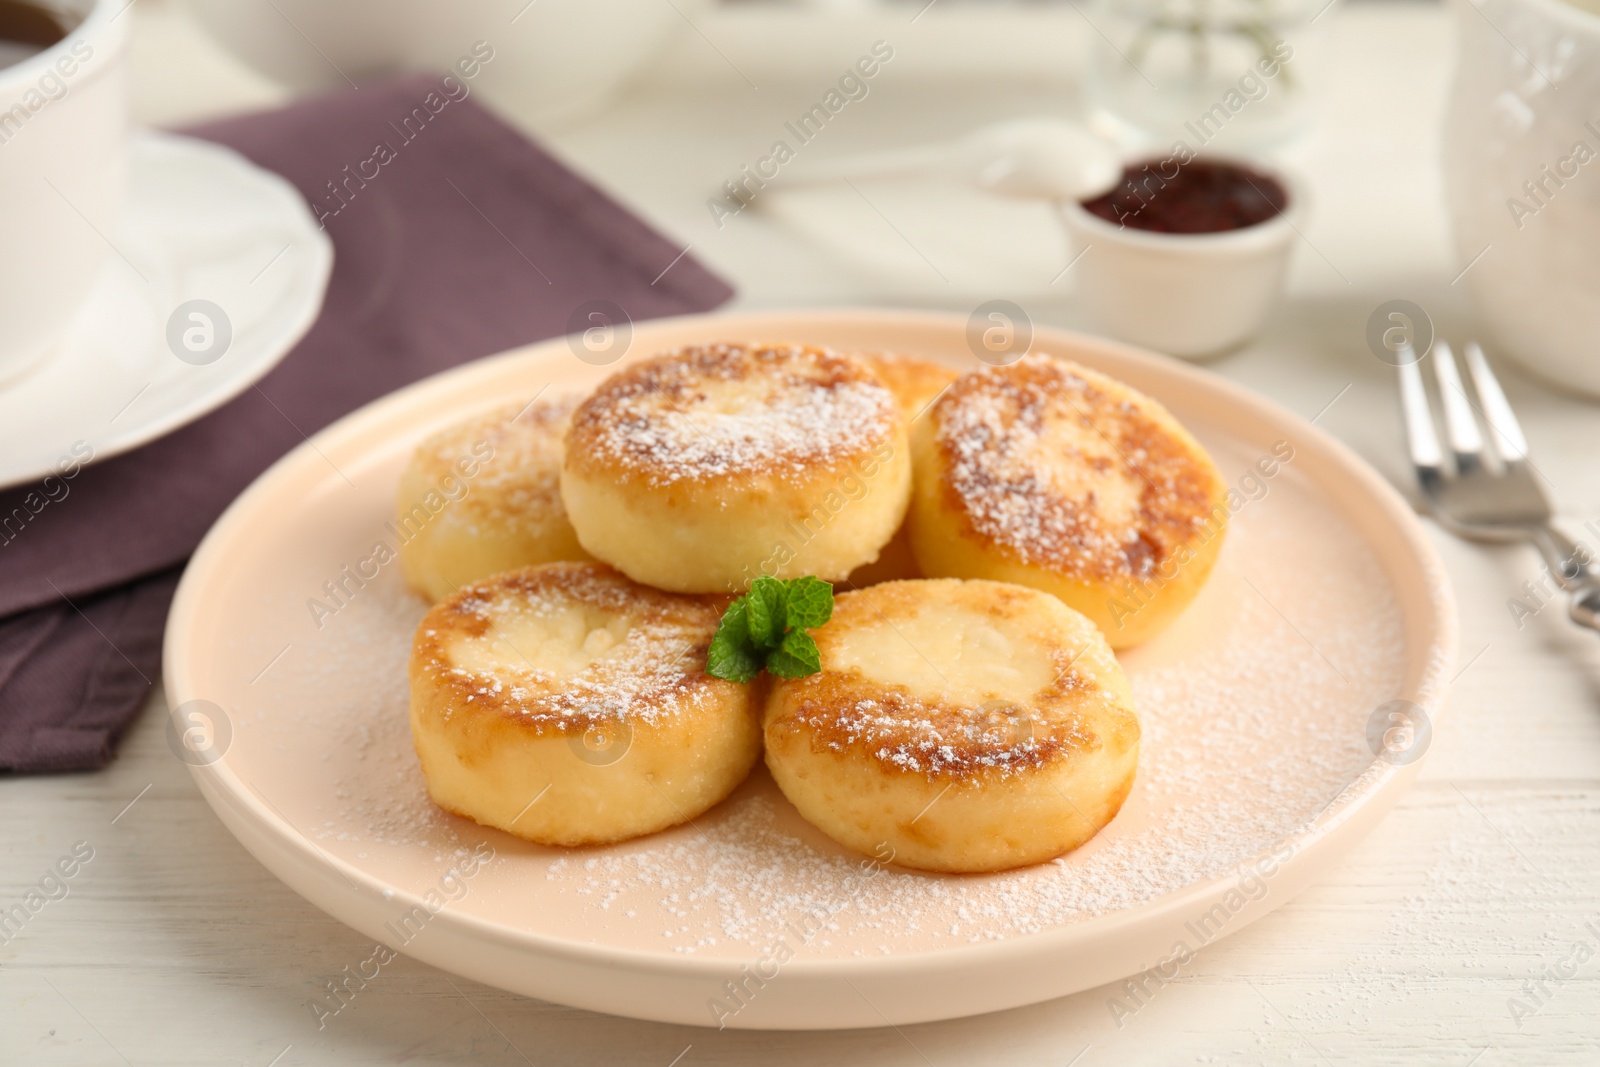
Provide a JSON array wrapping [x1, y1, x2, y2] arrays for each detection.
[[267, 434, 1404, 960], [165, 311, 1452, 1027]]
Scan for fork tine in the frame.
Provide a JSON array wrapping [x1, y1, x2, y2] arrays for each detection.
[[1463, 342, 1529, 464], [1397, 344, 1444, 483], [1430, 340, 1486, 474]]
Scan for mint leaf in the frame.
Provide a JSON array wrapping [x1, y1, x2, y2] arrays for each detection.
[[782, 576, 834, 630], [706, 599, 762, 683], [766, 628, 821, 678], [745, 575, 788, 649], [706, 576, 834, 682]]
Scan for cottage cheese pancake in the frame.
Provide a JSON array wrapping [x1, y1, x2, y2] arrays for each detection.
[[562, 342, 912, 593], [409, 563, 759, 846], [398, 394, 589, 602], [848, 352, 961, 587], [909, 356, 1228, 647], [764, 578, 1140, 873]]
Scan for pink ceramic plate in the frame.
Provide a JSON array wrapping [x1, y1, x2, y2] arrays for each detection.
[[163, 309, 1455, 1029]]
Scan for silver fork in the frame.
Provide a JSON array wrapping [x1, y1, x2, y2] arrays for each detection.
[[1398, 340, 1600, 633]]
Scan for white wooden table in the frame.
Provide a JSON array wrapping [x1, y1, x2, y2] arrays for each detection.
[[6, 1, 1599, 1063]]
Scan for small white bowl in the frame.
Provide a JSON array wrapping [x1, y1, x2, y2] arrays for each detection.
[[1058, 159, 1303, 360], [180, 0, 709, 127]]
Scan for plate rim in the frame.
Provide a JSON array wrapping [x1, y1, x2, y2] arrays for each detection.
[[0, 130, 334, 491], [163, 307, 1457, 1020]]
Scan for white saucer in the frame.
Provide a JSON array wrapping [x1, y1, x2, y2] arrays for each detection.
[[0, 131, 332, 490]]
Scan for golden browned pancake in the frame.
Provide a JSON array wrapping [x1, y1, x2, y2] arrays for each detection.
[[859, 351, 960, 422], [398, 394, 589, 602], [561, 342, 912, 593], [846, 353, 962, 587], [764, 578, 1140, 873], [409, 562, 759, 846], [844, 525, 923, 588], [909, 355, 1227, 647]]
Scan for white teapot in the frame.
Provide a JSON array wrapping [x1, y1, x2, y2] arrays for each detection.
[[1442, 0, 1600, 397]]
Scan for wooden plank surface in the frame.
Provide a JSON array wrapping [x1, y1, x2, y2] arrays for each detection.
[[5, 1, 1598, 1063]]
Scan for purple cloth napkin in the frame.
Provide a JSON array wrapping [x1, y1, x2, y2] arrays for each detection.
[[0, 74, 733, 774]]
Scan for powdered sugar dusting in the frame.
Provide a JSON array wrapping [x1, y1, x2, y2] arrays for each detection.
[[534, 532, 1402, 958], [936, 355, 1221, 579], [245, 435, 1418, 961], [568, 342, 898, 486], [413, 393, 581, 492], [795, 687, 1098, 778], [415, 565, 723, 730]]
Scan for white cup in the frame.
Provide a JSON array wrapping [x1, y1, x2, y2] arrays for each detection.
[[0, 0, 129, 384], [1057, 159, 1302, 359], [1443, 0, 1600, 398]]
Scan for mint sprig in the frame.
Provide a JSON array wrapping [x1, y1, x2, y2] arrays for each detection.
[[707, 576, 833, 683]]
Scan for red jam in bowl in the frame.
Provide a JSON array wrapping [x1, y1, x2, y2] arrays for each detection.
[[1080, 158, 1289, 235]]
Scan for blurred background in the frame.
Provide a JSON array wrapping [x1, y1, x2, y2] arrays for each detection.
[[133, 0, 1435, 324]]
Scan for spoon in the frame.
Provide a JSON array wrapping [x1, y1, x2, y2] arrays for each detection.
[[774, 117, 1123, 201]]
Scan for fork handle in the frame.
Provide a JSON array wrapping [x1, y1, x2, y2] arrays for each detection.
[[1532, 526, 1600, 634], [1572, 589, 1600, 632]]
